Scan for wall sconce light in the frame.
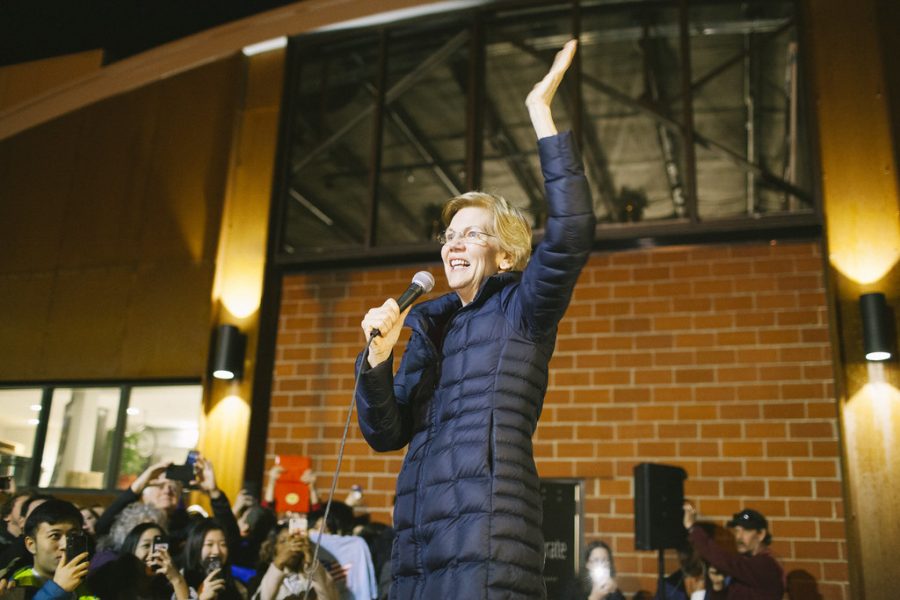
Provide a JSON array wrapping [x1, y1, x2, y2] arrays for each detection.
[[860, 293, 894, 361], [212, 324, 246, 380]]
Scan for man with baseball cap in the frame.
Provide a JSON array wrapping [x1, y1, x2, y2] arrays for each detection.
[[682, 504, 784, 599]]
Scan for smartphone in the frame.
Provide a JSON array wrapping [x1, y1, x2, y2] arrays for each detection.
[[205, 556, 223, 580], [186, 450, 200, 468], [164, 463, 194, 483], [151, 534, 169, 555], [65, 530, 89, 563], [289, 515, 307, 536]]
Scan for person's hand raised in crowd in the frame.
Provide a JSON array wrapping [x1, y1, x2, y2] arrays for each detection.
[[53, 552, 89, 592], [264, 464, 285, 505], [198, 569, 225, 600], [130, 460, 173, 495], [299, 468, 316, 487], [193, 456, 222, 500], [232, 489, 256, 516], [683, 501, 698, 530], [150, 546, 182, 583], [273, 532, 307, 572]]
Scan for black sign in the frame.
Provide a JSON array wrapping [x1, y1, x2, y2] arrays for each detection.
[[541, 480, 581, 598]]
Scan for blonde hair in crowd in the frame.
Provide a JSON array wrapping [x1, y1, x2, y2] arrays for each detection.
[[442, 192, 533, 271]]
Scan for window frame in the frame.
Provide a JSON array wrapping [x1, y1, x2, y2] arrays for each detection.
[[0, 378, 200, 495], [272, 0, 822, 268]]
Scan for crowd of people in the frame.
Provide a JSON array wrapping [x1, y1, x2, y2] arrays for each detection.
[[1, 455, 783, 600], [0, 457, 384, 600]]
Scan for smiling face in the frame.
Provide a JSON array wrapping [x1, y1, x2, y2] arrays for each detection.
[[201, 528, 228, 564], [441, 206, 512, 305], [134, 526, 162, 563]]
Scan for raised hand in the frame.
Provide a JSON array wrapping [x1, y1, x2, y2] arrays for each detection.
[[130, 460, 173, 495], [53, 552, 89, 592], [526, 39, 578, 139]]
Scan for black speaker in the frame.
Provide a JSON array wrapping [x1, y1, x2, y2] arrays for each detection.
[[633, 463, 688, 550]]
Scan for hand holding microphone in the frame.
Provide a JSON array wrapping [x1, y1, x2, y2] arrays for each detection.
[[361, 271, 434, 368]]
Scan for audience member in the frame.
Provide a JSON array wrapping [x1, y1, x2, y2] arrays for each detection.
[[77, 509, 99, 538], [182, 517, 248, 600], [655, 525, 714, 600], [251, 522, 337, 600], [0, 493, 53, 576], [95, 455, 240, 558], [683, 504, 783, 600], [12, 499, 92, 598], [108, 521, 188, 599], [564, 540, 625, 600]]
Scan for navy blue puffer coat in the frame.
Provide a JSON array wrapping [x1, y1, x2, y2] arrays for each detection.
[[356, 131, 595, 600]]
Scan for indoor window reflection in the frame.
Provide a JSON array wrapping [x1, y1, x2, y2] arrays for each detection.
[[0, 388, 43, 487], [40, 388, 120, 488], [118, 385, 202, 489]]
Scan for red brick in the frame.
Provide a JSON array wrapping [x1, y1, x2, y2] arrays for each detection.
[[700, 460, 743, 477], [701, 423, 742, 438], [636, 406, 675, 420], [769, 480, 814, 498], [724, 480, 766, 497], [680, 441, 719, 456], [722, 441, 764, 457], [767, 441, 811, 457], [793, 461, 838, 478], [790, 422, 836, 438], [746, 460, 789, 477]]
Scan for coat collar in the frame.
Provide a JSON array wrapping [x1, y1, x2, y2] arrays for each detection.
[[405, 271, 521, 337]]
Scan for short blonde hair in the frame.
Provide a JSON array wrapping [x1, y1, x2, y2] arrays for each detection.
[[442, 192, 532, 271]]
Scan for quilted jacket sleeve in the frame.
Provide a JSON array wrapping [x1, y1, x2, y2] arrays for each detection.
[[355, 352, 414, 452], [517, 130, 595, 338]]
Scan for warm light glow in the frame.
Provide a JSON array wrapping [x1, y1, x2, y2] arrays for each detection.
[[219, 268, 263, 319], [242, 37, 287, 56], [126, 407, 140, 416], [866, 351, 892, 362], [200, 394, 251, 503], [29, 404, 41, 412], [826, 196, 900, 284], [212, 369, 235, 380]]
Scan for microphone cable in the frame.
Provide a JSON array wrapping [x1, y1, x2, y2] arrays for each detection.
[[302, 334, 376, 600]]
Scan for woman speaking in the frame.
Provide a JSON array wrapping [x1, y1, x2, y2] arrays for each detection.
[[356, 40, 595, 600]]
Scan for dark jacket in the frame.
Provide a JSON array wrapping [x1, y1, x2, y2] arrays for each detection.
[[688, 526, 784, 600], [356, 131, 595, 600]]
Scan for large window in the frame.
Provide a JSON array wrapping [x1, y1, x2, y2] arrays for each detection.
[[0, 383, 201, 491], [277, 0, 816, 261]]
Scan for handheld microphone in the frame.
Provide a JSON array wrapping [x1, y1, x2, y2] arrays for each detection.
[[397, 271, 435, 312], [370, 271, 435, 338]]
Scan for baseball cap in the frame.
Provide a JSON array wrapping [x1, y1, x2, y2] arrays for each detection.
[[727, 508, 768, 530]]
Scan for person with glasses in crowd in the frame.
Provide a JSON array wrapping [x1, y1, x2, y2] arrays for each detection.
[[355, 39, 595, 600]]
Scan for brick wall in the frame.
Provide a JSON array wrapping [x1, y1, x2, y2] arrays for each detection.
[[269, 240, 848, 599]]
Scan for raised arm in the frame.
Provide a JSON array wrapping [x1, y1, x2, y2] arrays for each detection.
[[518, 40, 595, 337], [526, 39, 577, 140]]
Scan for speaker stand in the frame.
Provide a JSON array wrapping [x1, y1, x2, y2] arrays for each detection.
[[657, 549, 667, 600]]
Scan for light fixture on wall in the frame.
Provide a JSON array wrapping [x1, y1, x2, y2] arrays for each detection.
[[212, 324, 246, 380], [859, 293, 894, 361]]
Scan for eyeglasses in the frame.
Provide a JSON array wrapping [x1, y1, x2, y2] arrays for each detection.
[[437, 229, 498, 246]]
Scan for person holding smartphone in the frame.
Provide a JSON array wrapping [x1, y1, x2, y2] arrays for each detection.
[[118, 522, 190, 600], [95, 452, 241, 559], [250, 521, 337, 600], [10, 499, 94, 599], [182, 518, 247, 600]]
